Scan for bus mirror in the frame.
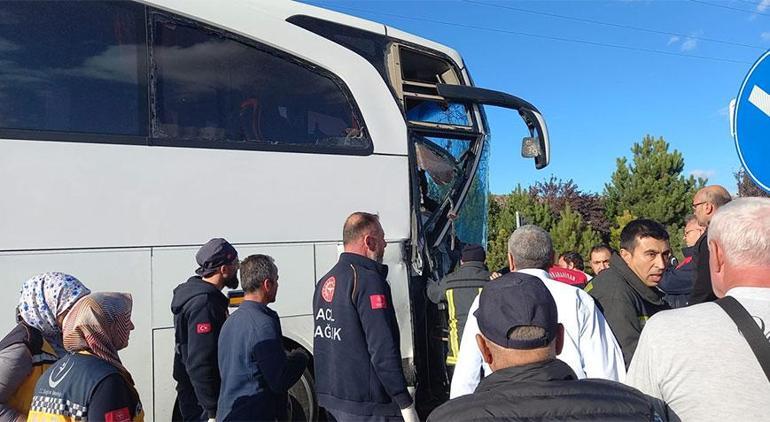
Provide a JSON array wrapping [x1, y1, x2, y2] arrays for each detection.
[[435, 83, 550, 169]]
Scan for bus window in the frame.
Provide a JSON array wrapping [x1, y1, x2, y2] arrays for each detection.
[[150, 14, 370, 153], [0, 1, 147, 136]]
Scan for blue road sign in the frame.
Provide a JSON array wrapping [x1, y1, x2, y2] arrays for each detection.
[[735, 51, 770, 193]]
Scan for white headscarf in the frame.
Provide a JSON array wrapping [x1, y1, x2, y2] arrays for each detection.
[[17, 272, 90, 356]]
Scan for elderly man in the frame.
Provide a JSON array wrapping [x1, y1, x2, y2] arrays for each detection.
[[430, 273, 659, 421], [689, 185, 732, 304], [450, 225, 624, 398], [627, 197, 770, 420], [586, 219, 671, 367]]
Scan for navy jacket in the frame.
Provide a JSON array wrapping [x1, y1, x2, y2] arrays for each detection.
[[217, 301, 307, 422], [171, 276, 229, 418], [312, 253, 412, 417], [660, 246, 696, 308]]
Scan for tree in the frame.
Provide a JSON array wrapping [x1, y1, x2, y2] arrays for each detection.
[[609, 210, 637, 252], [604, 135, 704, 258], [530, 176, 610, 241], [735, 168, 770, 197], [549, 205, 603, 261], [486, 186, 552, 271]]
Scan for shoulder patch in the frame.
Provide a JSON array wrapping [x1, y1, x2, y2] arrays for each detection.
[[104, 407, 131, 422], [196, 322, 212, 334], [322, 276, 336, 303], [369, 294, 388, 310]]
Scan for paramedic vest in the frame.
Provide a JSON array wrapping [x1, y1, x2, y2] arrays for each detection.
[[28, 353, 143, 422]]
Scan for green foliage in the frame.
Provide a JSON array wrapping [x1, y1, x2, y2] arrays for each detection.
[[604, 135, 704, 258], [549, 205, 603, 261], [609, 210, 637, 251], [486, 134, 703, 269]]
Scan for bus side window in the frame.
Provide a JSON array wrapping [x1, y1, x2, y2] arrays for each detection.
[[149, 13, 370, 153], [0, 1, 148, 137]]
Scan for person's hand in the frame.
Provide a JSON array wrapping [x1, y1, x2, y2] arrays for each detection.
[[400, 403, 419, 422], [490, 271, 502, 280], [207, 418, 216, 422]]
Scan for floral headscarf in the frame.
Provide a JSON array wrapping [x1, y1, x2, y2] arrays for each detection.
[[63, 292, 134, 381], [18, 272, 90, 356]]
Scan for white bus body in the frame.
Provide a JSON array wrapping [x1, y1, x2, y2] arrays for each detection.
[[0, 1, 549, 420]]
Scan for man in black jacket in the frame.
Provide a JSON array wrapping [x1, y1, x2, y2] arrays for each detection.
[[313, 212, 418, 422], [428, 272, 660, 421], [171, 238, 239, 421], [689, 185, 731, 304], [586, 219, 670, 367], [659, 215, 703, 308], [426, 243, 489, 376]]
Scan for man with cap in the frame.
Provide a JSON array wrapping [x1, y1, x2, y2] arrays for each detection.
[[450, 225, 624, 399], [428, 273, 660, 421], [171, 238, 239, 421], [426, 244, 490, 379]]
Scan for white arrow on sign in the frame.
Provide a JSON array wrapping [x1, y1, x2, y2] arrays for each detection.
[[749, 84, 770, 118]]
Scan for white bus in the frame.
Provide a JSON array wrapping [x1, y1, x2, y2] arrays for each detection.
[[0, 1, 549, 420]]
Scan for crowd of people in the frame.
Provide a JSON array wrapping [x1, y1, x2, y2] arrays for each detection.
[[1, 185, 769, 421]]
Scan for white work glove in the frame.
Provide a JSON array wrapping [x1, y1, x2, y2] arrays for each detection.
[[400, 403, 419, 422]]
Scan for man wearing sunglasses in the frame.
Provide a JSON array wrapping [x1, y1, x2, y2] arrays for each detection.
[[689, 185, 731, 305]]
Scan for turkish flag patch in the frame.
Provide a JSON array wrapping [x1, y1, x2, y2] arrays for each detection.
[[104, 407, 131, 422], [196, 322, 212, 334], [369, 294, 388, 309]]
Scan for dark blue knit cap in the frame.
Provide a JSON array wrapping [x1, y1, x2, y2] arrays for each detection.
[[474, 272, 558, 350]]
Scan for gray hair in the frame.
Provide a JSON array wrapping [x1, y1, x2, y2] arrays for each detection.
[[507, 225, 554, 270], [709, 198, 770, 267], [240, 254, 278, 293]]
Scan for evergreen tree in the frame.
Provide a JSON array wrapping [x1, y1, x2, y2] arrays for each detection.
[[549, 204, 603, 262], [486, 186, 552, 271], [604, 135, 703, 258], [610, 210, 637, 252]]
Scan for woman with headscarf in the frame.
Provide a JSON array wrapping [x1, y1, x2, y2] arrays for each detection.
[[28, 292, 142, 422], [0, 272, 90, 422]]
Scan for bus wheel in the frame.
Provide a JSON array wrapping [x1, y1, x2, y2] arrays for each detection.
[[288, 367, 317, 422]]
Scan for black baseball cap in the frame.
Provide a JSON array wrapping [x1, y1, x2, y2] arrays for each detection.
[[195, 238, 238, 277], [474, 272, 558, 350], [461, 244, 486, 263]]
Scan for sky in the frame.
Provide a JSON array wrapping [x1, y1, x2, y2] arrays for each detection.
[[300, 0, 768, 194]]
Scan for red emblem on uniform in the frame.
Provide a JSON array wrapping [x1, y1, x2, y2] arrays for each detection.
[[105, 407, 131, 422], [370, 294, 387, 309], [322, 276, 336, 303], [196, 322, 212, 334]]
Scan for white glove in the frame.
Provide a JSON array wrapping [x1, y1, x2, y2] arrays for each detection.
[[207, 418, 216, 422], [400, 403, 419, 422]]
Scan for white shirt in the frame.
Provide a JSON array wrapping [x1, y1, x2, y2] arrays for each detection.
[[626, 287, 770, 421], [449, 268, 626, 398]]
